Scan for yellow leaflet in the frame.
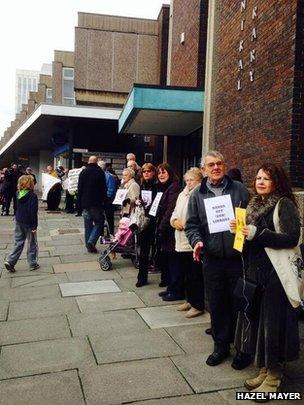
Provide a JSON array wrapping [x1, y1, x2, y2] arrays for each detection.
[[233, 207, 246, 252]]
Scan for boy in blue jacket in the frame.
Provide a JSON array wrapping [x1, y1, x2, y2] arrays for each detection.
[[4, 175, 39, 272]]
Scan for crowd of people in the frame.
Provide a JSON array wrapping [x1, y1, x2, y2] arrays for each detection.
[[1, 150, 303, 401]]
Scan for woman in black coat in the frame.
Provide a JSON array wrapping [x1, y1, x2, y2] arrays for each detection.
[[155, 163, 181, 300], [136, 163, 158, 287], [230, 163, 300, 398]]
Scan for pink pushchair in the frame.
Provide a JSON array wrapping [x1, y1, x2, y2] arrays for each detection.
[[98, 217, 139, 271]]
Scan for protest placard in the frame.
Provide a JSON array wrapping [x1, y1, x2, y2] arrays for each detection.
[[233, 207, 247, 252], [141, 190, 152, 207], [112, 189, 128, 205], [68, 168, 82, 193], [149, 192, 163, 217], [41, 173, 61, 200], [204, 194, 235, 234]]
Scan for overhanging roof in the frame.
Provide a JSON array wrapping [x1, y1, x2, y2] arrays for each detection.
[[0, 104, 121, 160], [118, 84, 204, 136]]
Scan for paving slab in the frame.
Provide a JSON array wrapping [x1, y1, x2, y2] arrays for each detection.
[[60, 254, 98, 264], [135, 393, 227, 405], [89, 329, 184, 364], [0, 300, 9, 321], [19, 250, 50, 259], [66, 269, 121, 282], [165, 324, 213, 354], [80, 358, 193, 404], [135, 287, 185, 307], [76, 291, 145, 313], [8, 297, 80, 320], [68, 310, 148, 337], [1, 265, 54, 277], [136, 305, 210, 329], [0, 277, 11, 288], [59, 280, 121, 297], [171, 353, 256, 393], [50, 245, 87, 256], [1, 284, 60, 301], [16, 256, 61, 269], [0, 315, 71, 345], [53, 261, 100, 273], [0, 243, 7, 249], [11, 274, 68, 288], [0, 337, 94, 379], [45, 238, 83, 247], [0, 370, 85, 405]]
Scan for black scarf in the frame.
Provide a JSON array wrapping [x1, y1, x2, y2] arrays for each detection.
[[246, 193, 281, 225]]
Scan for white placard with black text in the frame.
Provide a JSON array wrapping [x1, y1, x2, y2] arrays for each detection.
[[204, 195, 235, 234]]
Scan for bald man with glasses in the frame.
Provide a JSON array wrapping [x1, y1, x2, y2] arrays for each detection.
[[185, 151, 250, 369]]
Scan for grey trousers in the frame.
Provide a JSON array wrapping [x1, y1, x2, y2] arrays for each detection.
[[7, 222, 38, 267]]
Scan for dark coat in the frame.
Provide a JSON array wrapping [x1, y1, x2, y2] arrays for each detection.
[[78, 163, 107, 210], [15, 191, 38, 230], [185, 175, 249, 258], [156, 180, 180, 252], [235, 196, 300, 368]]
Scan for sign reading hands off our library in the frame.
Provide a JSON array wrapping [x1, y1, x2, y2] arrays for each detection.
[[204, 195, 235, 234]]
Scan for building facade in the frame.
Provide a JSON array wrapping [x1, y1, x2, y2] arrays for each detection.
[[15, 69, 39, 113]]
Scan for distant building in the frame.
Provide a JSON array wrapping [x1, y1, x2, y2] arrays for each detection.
[[15, 69, 39, 113]]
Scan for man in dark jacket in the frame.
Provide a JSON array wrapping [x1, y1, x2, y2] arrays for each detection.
[[185, 151, 249, 368], [78, 156, 107, 253]]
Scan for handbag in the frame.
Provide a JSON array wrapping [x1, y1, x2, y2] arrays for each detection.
[[233, 277, 261, 318], [265, 198, 304, 308]]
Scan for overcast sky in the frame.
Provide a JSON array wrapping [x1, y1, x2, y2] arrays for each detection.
[[0, 0, 170, 137]]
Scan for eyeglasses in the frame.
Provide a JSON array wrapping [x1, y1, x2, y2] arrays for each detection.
[[205, 161, 224, 168], [142, 169, 152, 173], [255, 176, 272, 182]]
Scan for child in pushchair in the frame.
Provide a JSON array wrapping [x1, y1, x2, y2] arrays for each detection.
[[98, 217, 139, 271]]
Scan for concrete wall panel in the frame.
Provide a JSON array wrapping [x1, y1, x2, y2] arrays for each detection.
[[137, 35, 159, 84]]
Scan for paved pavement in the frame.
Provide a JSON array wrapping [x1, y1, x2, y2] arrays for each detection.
[[0, 206, 303, 404]]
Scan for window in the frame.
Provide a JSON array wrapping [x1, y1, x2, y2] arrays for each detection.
[[62, 67, 75, 105], [46, 88, 52, 104]]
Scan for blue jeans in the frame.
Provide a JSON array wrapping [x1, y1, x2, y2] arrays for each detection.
[[7, 222, 38, 267], [83, 208, 104, 246]]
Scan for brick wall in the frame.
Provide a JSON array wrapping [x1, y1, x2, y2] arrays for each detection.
[[291, 0, 304, 186], [170, 0, 208, 87], [213, 0, 301, 185]]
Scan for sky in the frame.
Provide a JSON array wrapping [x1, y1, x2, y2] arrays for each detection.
[[0, 0, 170, 138]]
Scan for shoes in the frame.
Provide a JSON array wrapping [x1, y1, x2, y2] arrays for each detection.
[[162, 293, 185, 302], [185, 307, 204, 318], [30, 264, 40, 271], [158, 281, 168, 287], [245, 367, 267, 391], [75, 213, 82, 217], [136, 281, 148, 287], [86, 243, 98, 253], [250, 367, 283, 402], [4, 261, 15, 272], [206, 350, 230, 366], [205, 328, 212, 335], [177, 302, 192, 311], [121, 253, 132, 259], [231, 352, 252, 370], [158, 290, 168, 297]]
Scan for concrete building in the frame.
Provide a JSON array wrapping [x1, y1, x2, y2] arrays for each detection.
[[15, 69, 39, 113], [2, 0, 303, 188]]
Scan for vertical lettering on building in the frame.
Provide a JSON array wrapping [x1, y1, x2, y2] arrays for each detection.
[[237, 1, 258, 91]]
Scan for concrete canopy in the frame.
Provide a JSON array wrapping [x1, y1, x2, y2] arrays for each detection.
[[118, 84, 204, 136], [0, 104, 121, 165]]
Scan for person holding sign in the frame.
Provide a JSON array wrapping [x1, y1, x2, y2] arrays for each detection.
[[185, 151, 249, 368], [155, 163, 180, 295], [121, 168, 140, 217], [230, 164, 300, 397], [136, 163, 158, 287]]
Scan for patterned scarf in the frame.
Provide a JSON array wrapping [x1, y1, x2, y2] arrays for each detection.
[[246, 193, 281, 225]]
